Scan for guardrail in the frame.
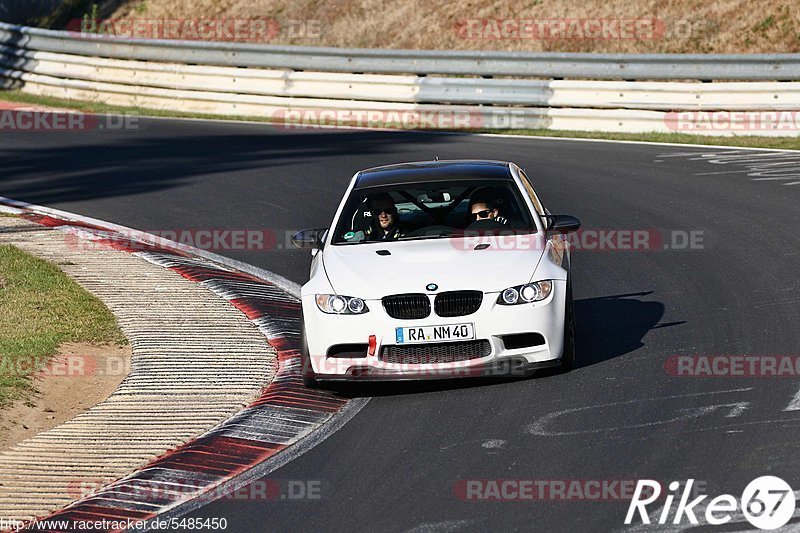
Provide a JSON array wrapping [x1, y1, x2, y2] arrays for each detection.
[[3, 22, 800, 80], [1, 21, 799, 136]]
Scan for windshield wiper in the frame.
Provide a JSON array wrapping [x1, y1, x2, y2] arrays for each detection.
[[398, 231, 454, 241]]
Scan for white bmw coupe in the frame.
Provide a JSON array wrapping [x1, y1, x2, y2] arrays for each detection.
[[292, 160, 580, 387]]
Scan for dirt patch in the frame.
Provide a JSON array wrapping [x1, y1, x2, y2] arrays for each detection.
[[0, 342, 131, 452], [76, 0, 800, 54]]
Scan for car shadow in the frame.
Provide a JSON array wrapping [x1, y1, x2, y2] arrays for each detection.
[[572, 290, 672, 369], [331, 291, 675, 398]]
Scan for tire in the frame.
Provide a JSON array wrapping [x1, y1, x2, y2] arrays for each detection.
[[303, 373, 320, 389], [300, 316, 320, 389], [560, 279, 576, 370]]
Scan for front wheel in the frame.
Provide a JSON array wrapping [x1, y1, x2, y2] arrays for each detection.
[[560, 279, 576, 370]]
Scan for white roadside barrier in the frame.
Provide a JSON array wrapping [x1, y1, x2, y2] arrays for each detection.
[[1, 21, 800, 136]]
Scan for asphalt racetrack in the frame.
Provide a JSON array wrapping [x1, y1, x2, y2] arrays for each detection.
[[2, 118, 800, 531]]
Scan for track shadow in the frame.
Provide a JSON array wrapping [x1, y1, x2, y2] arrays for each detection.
[[0, 22, 29, 89], [0, 129, 462, 206], [333, 291, 673, 398], [0, 1, 63, 25]]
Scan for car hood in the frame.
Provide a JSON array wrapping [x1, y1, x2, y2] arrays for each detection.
[[321, 234, 547, 299]]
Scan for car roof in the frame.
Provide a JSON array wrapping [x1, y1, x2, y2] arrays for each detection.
[[354, 160, 513, 189]]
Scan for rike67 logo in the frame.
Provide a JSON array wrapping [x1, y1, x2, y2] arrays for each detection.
[[625, 477, 795, 530]]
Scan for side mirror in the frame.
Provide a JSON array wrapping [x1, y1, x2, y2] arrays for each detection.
[[544, 215, 581, 234], [292, 228, 328, 250]]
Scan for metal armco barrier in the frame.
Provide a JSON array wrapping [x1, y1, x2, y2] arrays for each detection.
[[1, 21, 800, 136]]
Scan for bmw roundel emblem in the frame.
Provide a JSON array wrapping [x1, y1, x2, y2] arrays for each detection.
[[426, 283, 438, 292]]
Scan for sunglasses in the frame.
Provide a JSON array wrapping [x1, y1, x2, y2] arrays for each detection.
[[373, 206, 397, 215], [472, 209, 492, 219]]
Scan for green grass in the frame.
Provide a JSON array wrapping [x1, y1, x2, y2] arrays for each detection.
[[28, 0, 97, 30], [478, 129, 800, 150], [753, 15, 776, 35], [0, 243, 126, 408], [2, 89, 799, 150], [0, 89, 277, 124]]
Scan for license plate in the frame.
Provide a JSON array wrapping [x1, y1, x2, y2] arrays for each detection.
[[395, 323, 475, 344]]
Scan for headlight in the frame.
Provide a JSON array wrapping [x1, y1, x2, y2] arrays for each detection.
[[315, 294, 370, 314], [496, 281, 553, 305]]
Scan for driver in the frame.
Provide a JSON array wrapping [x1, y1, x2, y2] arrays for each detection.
[[468, 191, 509, 228], [366, 192, 403, 241]]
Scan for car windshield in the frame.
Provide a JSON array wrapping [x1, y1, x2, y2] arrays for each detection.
[[332, 179, 537, 244]]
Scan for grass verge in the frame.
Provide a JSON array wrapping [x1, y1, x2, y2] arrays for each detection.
[[0, 241, 126, 408], [0, 89, 277, 124], [1, 89, 799, 150], [480, 129, 800, 150]]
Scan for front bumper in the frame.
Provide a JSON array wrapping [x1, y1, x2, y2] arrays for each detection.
[[302, 281, 567, 381], [313, 357, 562, 381]]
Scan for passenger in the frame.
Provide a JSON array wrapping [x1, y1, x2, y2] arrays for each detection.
[[366, 192, 403, 241]]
